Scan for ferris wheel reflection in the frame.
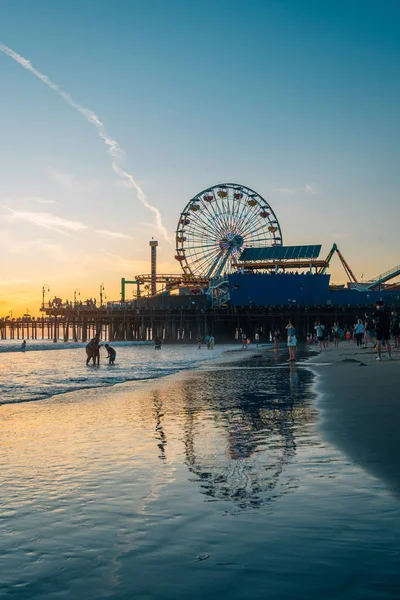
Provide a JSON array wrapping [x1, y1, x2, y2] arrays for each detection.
[[150, 355, 316, 511]]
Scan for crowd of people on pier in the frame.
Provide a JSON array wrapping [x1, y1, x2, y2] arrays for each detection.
[[49, 297, 98, 310]]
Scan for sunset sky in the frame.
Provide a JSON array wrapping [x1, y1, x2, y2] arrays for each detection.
[[1, 0, 399, 315]]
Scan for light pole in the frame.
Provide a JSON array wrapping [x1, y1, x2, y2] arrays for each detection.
[[74, 288, 80, 307], [100, 283, 105, 308], [42, 284, 50, 309]]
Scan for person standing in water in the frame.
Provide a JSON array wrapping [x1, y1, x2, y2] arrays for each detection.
[[209, 335, 215, 349], [286, 320, 297, 362], [21, 340, 26, 351], [314, 321, 325, 350], [196, 334, 202, 349], [255, 331, 260, 347], [104, 343, 116, 364], [86, 334, 100, 365]]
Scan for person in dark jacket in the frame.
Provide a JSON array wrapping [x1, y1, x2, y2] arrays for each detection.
[[374, 301, 392, 361]]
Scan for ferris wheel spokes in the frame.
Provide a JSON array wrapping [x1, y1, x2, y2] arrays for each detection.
[[175, 183, 283, 278]]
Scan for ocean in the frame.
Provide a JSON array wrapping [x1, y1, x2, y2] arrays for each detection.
[[0, 341, 240, 404]]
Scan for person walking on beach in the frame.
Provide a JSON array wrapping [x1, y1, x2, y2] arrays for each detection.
[[286, 320, 297, 362], [205, 334, 211, 349], [209, 335, 215, 349], [104, 343, 116, 364], [332, 322, 340, 347], [391, 311, 400, 349], [374, 301, 392, 361], [255, 331, 260, 347], [196, 334, 202, 349], [354, 319, 364, 348], [314, 321, 325, 350]]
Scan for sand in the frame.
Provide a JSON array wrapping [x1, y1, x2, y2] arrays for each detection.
[[310, 342, 400, 493]]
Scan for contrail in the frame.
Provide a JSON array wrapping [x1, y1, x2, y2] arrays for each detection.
[[0, 42, 172, 244]]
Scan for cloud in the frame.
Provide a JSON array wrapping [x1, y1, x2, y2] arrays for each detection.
[[95, 229, 133, 240], [0, 43, 172, 244], [276, 187, 296, 195], [1, 205, 88, 234], [303, 184, 319, 195]]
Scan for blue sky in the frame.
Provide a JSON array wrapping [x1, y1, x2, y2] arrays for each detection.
[[1, 0, 399, 311]]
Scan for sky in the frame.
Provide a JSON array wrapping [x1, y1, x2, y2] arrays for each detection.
[[0, 0, 399, 315]]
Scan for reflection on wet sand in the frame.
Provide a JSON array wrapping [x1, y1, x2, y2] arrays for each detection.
[[149, 355, 317, 510]]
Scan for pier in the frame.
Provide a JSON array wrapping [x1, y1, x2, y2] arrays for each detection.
[[0, 303, 389, 343]]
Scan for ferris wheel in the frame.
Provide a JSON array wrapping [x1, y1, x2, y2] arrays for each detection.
[[175, 183, 282, 278]]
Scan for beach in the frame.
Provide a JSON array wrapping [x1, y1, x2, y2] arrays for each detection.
[[311, 342, 400, 494], [1, 343, 400, 599]]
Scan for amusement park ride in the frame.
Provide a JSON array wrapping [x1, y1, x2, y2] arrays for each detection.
[[122, 182, 284, 300], [121, 182, 400, 303]]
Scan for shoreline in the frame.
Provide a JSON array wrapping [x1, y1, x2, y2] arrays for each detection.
[[308, 342, 400, 494], [1, 344, 265, 408]]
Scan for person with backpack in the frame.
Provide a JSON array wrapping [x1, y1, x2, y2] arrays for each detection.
[[374, 301, 393, 361]]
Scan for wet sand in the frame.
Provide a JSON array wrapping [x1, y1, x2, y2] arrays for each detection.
[[311, 342, 400, 493], [2, 348, 400, 599]]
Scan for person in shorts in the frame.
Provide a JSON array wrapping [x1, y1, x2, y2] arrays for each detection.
[[373, 301, 392, 361], [104, 343, 116, 364], [286, 319, 297, 362]]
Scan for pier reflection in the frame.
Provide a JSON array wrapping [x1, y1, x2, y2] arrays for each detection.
[[152, 355, 317, 510]]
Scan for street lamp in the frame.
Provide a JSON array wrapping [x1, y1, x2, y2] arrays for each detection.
[[74, 288, 80, 307], [100, 283, 105, 308], [42, 284, 50, 309]]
